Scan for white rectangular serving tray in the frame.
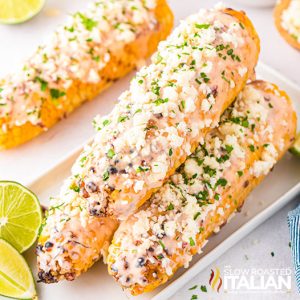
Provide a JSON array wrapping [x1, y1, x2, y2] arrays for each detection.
[[12, 63, 298, 300]]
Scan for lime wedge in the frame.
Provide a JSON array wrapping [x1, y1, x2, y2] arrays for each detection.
[[0, 239, 37, 300], [0, 181, 42, 253], [0, 0, 45, 24], [289, 133, 300, 157]]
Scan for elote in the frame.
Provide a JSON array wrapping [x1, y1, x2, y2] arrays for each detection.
[[0, 0, 173, 149], [37, 5, 260, 283], [274, 0, 300, 50], [107, 80, 297, 295]]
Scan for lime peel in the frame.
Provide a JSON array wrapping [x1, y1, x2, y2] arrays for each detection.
[[0, 239, 37, 299]]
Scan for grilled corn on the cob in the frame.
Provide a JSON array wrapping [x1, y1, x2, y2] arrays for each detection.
[[274, 0, 300, 50], [0, 0, 173, 149], [37, 6, 260, 283], [107, 80, 297, 295]]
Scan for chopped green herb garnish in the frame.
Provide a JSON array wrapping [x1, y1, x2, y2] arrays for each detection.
[[70, 184, 80, 193], [225, 145, 234, 153], [237, 170, 244, 177], [214, 193, 220, 200], [169, 148, 173, 156], [193, 212, 201, 220], [189, 285, 198, 290], [271, 251, 275, 257], [103, 119, 111, 126], [35, 77, 48, 92], [156, 53, 163, 64], [153, 98, 168, 106], [50, 89, 66, 99], [118, 115, 129, 123], [200, 285, 207, 292], [249, 145, 255, 152], [215, 178, 227, 188], [103, 170, 109, 181], [167, 203, 174, 210], [195, 23, 210, 29], [189, 237, 195, 246], [159, 240, 166, 249], [230, 116, 249, 128], [191, 295, 198, 300], [180, 100, 186, 111], [77, 13, 98, 31], [203, 166, 216, 177], [221, 70, 230, 84], [136, 166, 150, 173], [107, 149, 115, 159]]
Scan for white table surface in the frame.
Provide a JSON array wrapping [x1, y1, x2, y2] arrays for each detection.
[[0, 1, 299, 300]]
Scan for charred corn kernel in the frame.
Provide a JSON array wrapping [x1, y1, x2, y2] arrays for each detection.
[[107, 81, 297, 295], [0, 0, 173, 149], [37, 5, 260, 283]]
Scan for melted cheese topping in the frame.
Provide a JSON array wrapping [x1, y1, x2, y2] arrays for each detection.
[[281, 0, 300, 42], [37, 5, 258, 278], [109, 84, 290, 288], [0, 0, 157, 127], [63, 7, 252, 219]]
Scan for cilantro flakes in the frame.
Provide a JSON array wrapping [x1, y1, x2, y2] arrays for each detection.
[[159, 240, 166, 249], [35, 77, 48, 92], [50, 89, 66, 99], [195, 23, 210, 29], [200, 285, 207, 292], [249, 145, 255, 152], [118, 115, 129, 123], [77, 12, 98, 31], [237, 170, 244, 177], [189, 285, 198, 290], [153, 98, 168, 106], [167, 203, 174, 210], [189, 237, 195, 246], [107, 149, 115, 159], [136, 166, 150, 173], [103, 170, 109, 181], [215, 178, 227, 188], [193, 212, 201, 220]]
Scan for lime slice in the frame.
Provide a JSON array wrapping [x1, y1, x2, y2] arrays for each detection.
[[0, 181, 42, 253], [289, 133, 300, 157], [0, 0, 45, 24], [0, 239, 37, 300]]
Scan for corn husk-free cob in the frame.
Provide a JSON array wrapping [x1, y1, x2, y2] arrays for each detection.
[[0, 0, 173, 149], [274, 0, 300, 50], [107, 80, 297, 295], [37, 5, 260, 283]]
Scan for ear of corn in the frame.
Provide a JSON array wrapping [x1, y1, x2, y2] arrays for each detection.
[[107, 80, 297, 295], [274, 0, 300, 50], [37, 5, 260, 284], [0, 0, 174, 149]]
